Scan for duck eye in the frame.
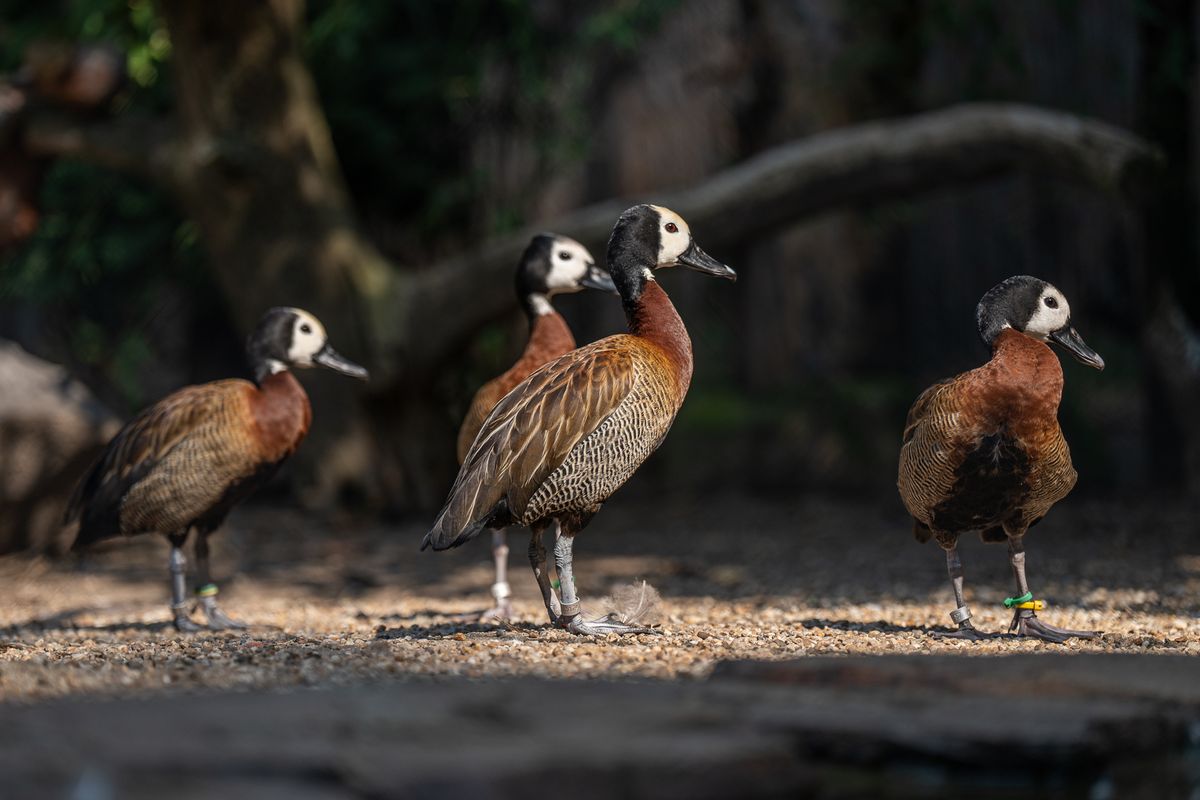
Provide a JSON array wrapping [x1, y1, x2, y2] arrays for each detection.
[[557, 251, 572, 261], [300, 323, 313, 334], [665, 222, 678, 234], [1044, 297, 1058, 309]]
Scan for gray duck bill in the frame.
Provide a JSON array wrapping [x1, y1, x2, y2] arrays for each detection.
[[580, 263, 619, 294], [1049, 325, 1105, 370], [677, 241, 736, 281], [314, 345, 370, 379]]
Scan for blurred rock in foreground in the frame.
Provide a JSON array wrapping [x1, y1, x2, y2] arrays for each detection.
[[1, 655, 1197, 798], [0, 339, 118, 554]]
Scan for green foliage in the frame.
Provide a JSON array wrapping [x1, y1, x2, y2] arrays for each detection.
[[0, 1, 198, 408], [0, 0, 172, 102], [0, 159, 206, 408]]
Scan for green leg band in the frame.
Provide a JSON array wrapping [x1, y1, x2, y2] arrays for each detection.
[[551, 579, 561, 590], [196, 583, 219, 598], [1003, 591, 1033, 608]]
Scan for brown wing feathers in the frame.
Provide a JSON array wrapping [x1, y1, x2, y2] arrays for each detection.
[[423, 339, 637, 551], [67, 380, 261, 547]]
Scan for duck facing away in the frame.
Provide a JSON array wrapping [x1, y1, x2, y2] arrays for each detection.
[[65, 307, 368, 631], [456, 233, 615, 620], [898, 276, 1105, 643], [424, 204, 736, 635]]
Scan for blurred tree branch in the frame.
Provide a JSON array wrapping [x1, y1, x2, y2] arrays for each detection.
[[22, 111, 177, 183], [404, 104, 1163, 376]]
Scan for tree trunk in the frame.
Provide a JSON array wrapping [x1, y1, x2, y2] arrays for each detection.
[[156, 0, 394, 502]]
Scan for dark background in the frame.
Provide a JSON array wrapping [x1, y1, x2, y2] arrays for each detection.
[[0, 0, 1196, 553]]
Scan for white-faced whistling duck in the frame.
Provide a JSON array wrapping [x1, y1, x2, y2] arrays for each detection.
[[423, 204, 736, 635], [65, 308, 368, 631], [456, 232, 615, 620], [897, 276, 1105, 643]]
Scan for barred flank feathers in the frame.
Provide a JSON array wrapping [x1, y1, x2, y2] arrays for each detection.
[[424, 338, 642, 549]]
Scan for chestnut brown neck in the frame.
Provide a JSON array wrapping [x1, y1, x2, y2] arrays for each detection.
[[252, 370, 313, 461], [982, 328, 1064, 423], [627, 279, 693, 392], [522, 309, 575, 362]]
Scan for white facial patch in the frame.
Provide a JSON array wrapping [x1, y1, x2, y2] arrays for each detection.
[[544, 237, 595, 294], [1023, 286, 1072, 339], [286, 308, 328, 366], [649, 205, 692, 266]]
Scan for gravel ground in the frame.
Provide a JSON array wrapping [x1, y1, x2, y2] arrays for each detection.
[[1, 494, 1197, 702]]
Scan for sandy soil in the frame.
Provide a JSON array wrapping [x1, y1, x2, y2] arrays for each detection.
[[2, 495, 1197, 702]]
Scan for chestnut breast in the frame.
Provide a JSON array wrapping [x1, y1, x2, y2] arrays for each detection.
[[250, 370, 313, 463], [456, 311, 576, 462], [962, 329, 1064, 445], [898, 329, 1075, 534]]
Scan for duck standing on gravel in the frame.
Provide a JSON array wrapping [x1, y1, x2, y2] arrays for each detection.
[[424, 204, 736, 635], [898, 276, 1105, 643], [456, 233, 616, 620], [65, 308, 368, 631]]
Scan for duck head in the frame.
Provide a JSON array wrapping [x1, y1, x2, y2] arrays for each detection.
[[606, 204, 736, 307], [976, 275, 1104, 370], [247, 307, 370, 383], [516, 233, 614, 316]]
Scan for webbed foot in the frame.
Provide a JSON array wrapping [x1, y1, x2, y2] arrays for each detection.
[[200, 598, 249, 630], [478, 600, 514, 623], [931, 623, 994, 641], [563, 612, 660, 637], [478, 581, 513, 622], [1011, 610, 1099, 643], [173, 607, 205, 633]]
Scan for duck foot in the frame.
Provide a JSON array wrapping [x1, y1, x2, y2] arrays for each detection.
[[1011, 610, 1098, 643], [200, 598, 249, 630], [478, 581, 513, 622], [931, 623, 994, 641], [173, 608, 206, 633], [477, 601, 513, 623], [563, 613, 660, 636]]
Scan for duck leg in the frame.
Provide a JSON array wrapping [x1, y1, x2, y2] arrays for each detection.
[[1006, 533, 1098, 643], [932, 543, 991, 640], [478, 529, 513, 621], [167, 532, 203, 632], [553, 530, 656, 636], [194, 533, 248, 630], [528, 521, 561, 625]]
